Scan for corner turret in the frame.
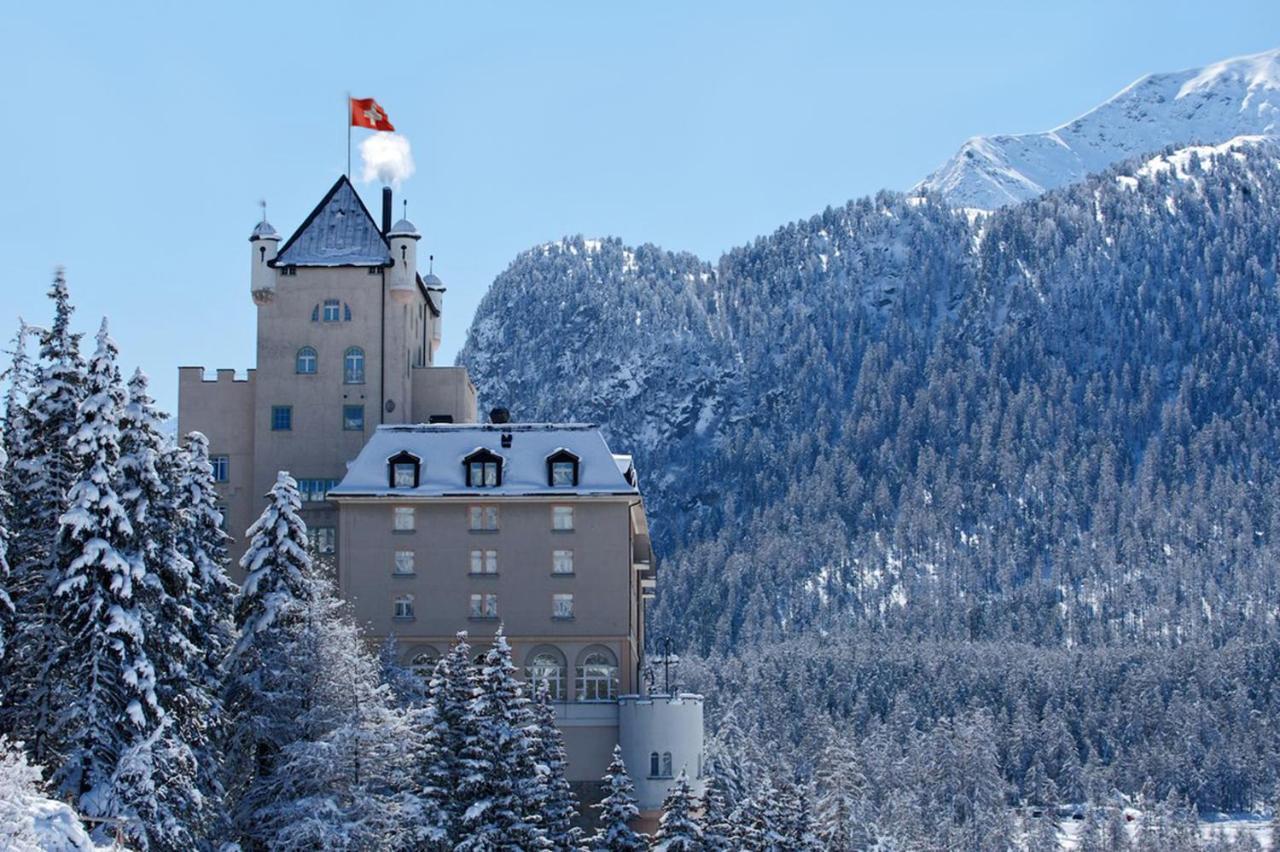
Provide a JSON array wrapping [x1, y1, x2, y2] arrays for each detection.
[[249, 217, 280, 305], [387, 216, 420, 304]]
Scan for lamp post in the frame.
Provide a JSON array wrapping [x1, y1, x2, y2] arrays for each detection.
[[655, 635, 677, 695]]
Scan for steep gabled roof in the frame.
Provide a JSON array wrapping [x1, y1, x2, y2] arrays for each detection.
[[273, 176, 392, 267]]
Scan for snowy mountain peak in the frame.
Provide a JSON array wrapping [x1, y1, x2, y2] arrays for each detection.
[[917, 47, 1280, 209]]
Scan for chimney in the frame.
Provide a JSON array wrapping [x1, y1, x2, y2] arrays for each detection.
[[381, 186, 392, 236]]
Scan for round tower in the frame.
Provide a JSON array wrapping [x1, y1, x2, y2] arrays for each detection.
[[249, 218, 280, 305], [617, 693, 706, 813], [387, 217, 420, 304]]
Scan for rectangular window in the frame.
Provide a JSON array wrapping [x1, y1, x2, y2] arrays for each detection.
[[469, 549, 498, 575], [552, 505, 575, 531], [210, 455, 229, 483], [308, 527, 336, 555], [296, 479, 339, 503], [394, 506, 415, 531], [323, 299, 341, 322], [551, 461, 575, 486], [468, 461, 500, 487], [394, 550, 415, 575], [342, 405, 365, 432], [553, 593, 574, 619], [394, 595, 414, 619], [468, 505, 499, 531], [271, 405, 292, 431], [392, 463, 416, 488], [553, 549, 574, 575], [469, 593, 498, 619]]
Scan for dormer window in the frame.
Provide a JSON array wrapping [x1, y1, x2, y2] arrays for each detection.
[[464, 449, 503, 487], [546, 449, 580, 487], [388, 451, 421, 489]]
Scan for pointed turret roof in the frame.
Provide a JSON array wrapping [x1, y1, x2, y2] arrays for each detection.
[[273, 176, 392, 267]]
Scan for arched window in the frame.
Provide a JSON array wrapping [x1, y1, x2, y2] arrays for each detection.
[[526, 648, 566, 701], [576, 648, 618, 702], [311, 304, 320, 322], [344, 347, 365, 384], [661, 752, 673, 778], [295, 346, 317, 374], [650, 752, 660, 777], [463, 449, 503, 487]]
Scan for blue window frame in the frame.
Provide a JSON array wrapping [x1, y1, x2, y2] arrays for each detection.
[[296, 346, 317, 374], [271, 405, 292, 431], [344, 347, 365, 384], [296, 478, 340, 503], [323, 299, 341, 322], [343, 405, 365, 431], [210, 455, 229, 483]]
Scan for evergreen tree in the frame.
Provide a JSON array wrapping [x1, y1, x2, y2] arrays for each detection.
[[589, 745, 646, 852], [222, 470, 317, 846], [379, 634, 426, 708], [4, 276, 86, 757], [0, 438, 10, 668], [651, 769, 703, 852], [48, 320, 161, 833], [424, 632, 476, 843], [528, 682, 581, 851], [455, 628, 548, 850], [699, 771, 735, 852]]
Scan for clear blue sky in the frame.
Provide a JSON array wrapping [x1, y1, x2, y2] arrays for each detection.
[[2, 1, 1277, 413]]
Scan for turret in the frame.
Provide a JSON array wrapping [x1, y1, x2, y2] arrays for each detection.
[[249, 218, 280, 305], [387, 216, 420, 305]]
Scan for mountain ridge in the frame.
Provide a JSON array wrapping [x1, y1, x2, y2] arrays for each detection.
[[916, 47, 1280, 208]]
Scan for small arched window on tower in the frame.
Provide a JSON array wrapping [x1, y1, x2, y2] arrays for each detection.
[[463, 449, 503, 487], [295, 346, 317, 375], [650, 752, 661, 778], [344, 347, 365, 384]]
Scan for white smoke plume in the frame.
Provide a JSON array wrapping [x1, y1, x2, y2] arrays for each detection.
[[360, 133, 415, 188]]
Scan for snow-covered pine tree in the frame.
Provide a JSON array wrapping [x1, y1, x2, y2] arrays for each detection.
[[698, 771, 735, 852], [222, 470, 318, 845], [424, 632, 477, 843], [172, 431, 236, 683], [379, 634, 426, 708], [253, 577, 432, 851], [813, 739, 872, 849], [3, 277, 86, 757], [0, 437, 11, 668], [48, 319, 161, 836], [651, 768, 703, 852], [0, 323, 30, 672], [115, 368, 211, 849], [455, 628, 548, 851], [0, 735, 110, 851], [528, 682, 581, 851], [589, 745, 646, 852]]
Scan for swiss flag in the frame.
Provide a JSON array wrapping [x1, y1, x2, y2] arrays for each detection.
[[350, 97, 395, 131]]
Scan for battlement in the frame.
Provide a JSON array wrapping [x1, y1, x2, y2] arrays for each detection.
[[179, 366, 256, 385]]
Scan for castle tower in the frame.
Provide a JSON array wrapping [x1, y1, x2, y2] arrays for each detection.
[[179, 176, 478, 570]]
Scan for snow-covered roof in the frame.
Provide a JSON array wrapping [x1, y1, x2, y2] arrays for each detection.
[[249, 219, 279, 240], [273, 176, 392, 267], [329, 423, 641, 498], [388, 217, 419, 238]]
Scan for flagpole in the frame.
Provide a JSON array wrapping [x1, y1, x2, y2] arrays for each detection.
[[345, 91, 351, 177]]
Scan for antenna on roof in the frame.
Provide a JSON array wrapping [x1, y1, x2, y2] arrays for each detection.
[[429, 254, 434, 274], [259, 199, 267, 223], [403, 199, 408, 220]]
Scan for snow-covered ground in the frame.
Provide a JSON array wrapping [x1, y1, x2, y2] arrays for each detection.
[[1049, 810, 1274, 850]]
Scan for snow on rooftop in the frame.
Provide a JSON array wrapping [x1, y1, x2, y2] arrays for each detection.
[[274, 178, 392, 267], [329, 423, 641, 498]]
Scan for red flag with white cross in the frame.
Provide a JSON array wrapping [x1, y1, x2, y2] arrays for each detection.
[[350, 97, 395, 131]]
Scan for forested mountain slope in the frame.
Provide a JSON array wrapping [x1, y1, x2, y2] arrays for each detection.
[[461, 138, 1280, 657]]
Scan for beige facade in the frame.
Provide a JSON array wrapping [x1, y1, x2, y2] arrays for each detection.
[[178, 176, 698, 810]]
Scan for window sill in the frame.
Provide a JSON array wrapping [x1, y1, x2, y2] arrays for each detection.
[[468, 572, 499, 578], [551, 572, 575, 578], [551, 528, 575, 534], [552, 615, 575, 621], [468, 616, 500, 622], [468, 529, 499, 534], [392, 616, 416, 622], [647, 775, 675, 781], [391, 529, 416, 535], [392, 572, 416, 578]]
